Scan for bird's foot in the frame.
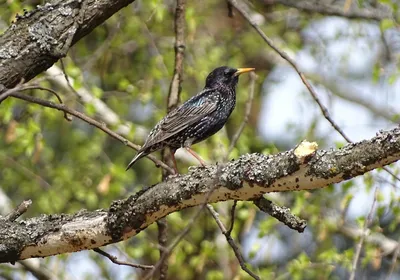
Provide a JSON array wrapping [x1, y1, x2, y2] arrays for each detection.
[[185, 147, 207, 167]]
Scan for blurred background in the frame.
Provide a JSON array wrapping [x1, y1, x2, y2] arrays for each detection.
[[0, 0, 400, 279]]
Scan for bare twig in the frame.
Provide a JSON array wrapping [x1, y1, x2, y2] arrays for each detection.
[[46, 65, 139, 140], [0, 79, 25, 103], [227, 72, 257, 156], [167, 0, 186, 112], [93, 248, 153, 270], [227, 200, 238, 236], [229, 0, 352, 142], [254, 197, 307, 233], [309, 74, 400, 123], [59, 59, 80, 97], [229, 0, 400, 184], [349, 186, 379, 280], [25, 85, 71, 121], [207, 204, 261, 280], [270, 0, 394, 22], [5, 200, 32, 222], [0, 82, 71, 121], [9, 92, 175, 174], [380, 167, 400, 183]]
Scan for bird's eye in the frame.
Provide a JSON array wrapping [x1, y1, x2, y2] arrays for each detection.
[[224, 69, 232, 76]]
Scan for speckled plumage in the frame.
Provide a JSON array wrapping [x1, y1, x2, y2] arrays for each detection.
[[126, 66, 254, 171]]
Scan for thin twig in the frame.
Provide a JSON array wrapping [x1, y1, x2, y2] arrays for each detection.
[[271, 0, 393, 22], [227, 72, 257, 156], [0, 81, 71, 120], [229, 0, 400, 183], [227, 200, 238, 236], [228, 0, 352, 142], [9, 92, 175, 174], [207, 204, 261, 280], [25, 85, 71, 121], [381, 167, 400, 183], [5, 200, 32, 222], [167, 0, 186, 112], [309, 74, 399, 123], [0, 79, 25, 103], [93, 248, 153, 270], [349, 186, 379, 280], [60, 59, 80, 97]]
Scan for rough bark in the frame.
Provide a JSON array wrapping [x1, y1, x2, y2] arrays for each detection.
[[1, 126, 399, 263], [0, 0, 136, 91]]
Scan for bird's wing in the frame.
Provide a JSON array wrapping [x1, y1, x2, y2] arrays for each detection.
[[142, 90, 218, 149]]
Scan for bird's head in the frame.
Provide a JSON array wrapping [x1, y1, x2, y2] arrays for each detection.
[[205, 66, 255, 89]]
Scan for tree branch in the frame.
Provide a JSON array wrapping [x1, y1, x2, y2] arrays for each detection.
[[0, 0, 137, 91], [269, 0, 394, 22], [5, 200, 32, 222], [207, 204, 260, 280], [93, 248, 153, 270], [309, 74, 400, 123], [229, 0, 352, 143], [1, 126, 400, 262], [9, 92, 175, 174], [231, 0, 400, 185], [253, 197, 307, 233]]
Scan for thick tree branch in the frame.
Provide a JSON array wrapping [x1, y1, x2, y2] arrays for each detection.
[[0, 0, 136, 91], [1, 126, 400, 262]]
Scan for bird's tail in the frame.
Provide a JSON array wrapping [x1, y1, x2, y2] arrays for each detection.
[[126, 151, 146, 171]]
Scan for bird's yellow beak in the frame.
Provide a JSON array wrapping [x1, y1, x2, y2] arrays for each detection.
[[234, 68, 255, 76]]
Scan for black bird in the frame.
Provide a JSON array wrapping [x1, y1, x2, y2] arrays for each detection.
[[126, 66, 255, 172]]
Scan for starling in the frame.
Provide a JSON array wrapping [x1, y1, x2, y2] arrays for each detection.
[[126, 66, 255, 172]]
